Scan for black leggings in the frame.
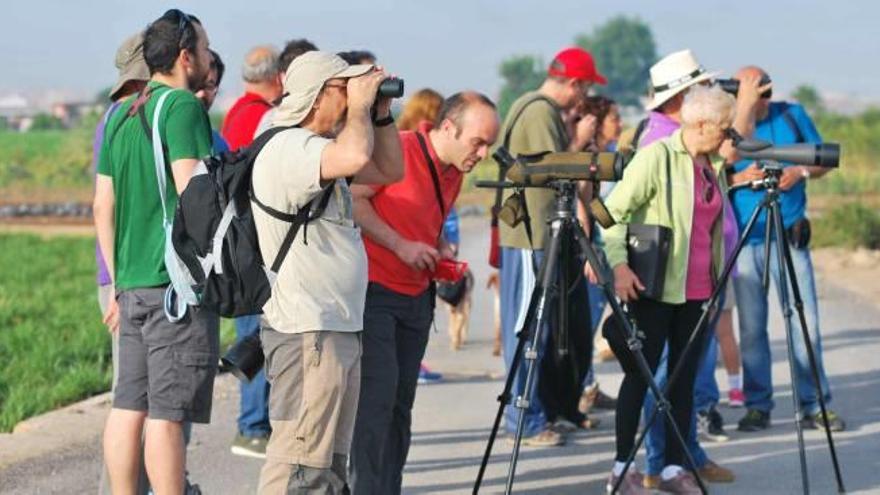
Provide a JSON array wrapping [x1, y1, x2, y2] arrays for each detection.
[[612, 298, 707, 467]]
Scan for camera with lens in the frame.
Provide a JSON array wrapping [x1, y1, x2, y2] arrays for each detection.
[[378, 77, 404, 98], [716, 74, 773, 99]]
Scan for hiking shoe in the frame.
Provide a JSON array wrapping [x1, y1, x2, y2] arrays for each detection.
[[579, 382, 618, 414], [698, 459, 735, 483], [230, 433, 269, 459], [606, 471, 651, 494], [417, 364, 443, 384], [657, 471, 701, 494], [517, 428, 564, 447], [642, 474, 661, 489], [737, 409, 770, 432], [698, 407, 729, 442], [728, 388, 745, 408], [801, 410, 846, 432]]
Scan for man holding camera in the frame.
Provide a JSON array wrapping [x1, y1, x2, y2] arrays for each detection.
[[251, 51, 403, 494], [727, 66, 845, 433], [349, 92, 499, 495], [495, 47, 605, 447]]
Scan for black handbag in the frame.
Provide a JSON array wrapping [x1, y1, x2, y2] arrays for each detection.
[[626, 143, 673, 300]]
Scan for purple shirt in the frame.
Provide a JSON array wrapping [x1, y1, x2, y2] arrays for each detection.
[[685, 160, 722, 300], [93, 102, 121, 286]]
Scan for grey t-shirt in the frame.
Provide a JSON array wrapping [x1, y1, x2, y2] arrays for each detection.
[[251, 127, 368, 334]]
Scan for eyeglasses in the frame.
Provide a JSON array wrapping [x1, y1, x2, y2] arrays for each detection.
[[700, 166, 716, 204], [164, 9, 193, 48]]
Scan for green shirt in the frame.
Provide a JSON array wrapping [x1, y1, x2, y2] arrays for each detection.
[[496, 92, 570, 250], [600, 129, 727, 304], [97, 81, 212, 290]]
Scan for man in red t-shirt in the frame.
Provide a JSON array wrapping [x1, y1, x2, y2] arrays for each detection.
[[221, 43, 283, 459], [221, 45, 282, 151], [348, 92, 499, 494]]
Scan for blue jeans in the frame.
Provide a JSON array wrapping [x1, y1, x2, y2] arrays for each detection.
[[643, 294, 723, 475], [500, 247, 548, 437], [235, 315, 271, 437], [734, 242, 831, 415]]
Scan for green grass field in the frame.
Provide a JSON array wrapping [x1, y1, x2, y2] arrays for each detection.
[[0, 233, 236, 432], [0, 234, 109, 432]]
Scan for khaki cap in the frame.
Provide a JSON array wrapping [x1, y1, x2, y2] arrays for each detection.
[[109, 31, 150, 101]]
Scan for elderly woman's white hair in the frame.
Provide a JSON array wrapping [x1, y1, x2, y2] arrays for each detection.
[[681, 85, 736, 127]]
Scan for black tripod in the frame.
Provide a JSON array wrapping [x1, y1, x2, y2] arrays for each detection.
[[473, 181, 707, 494], [614, 163, 846, 494]]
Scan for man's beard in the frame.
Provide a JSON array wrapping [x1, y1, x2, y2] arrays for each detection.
[[186, 59, 209, 92]]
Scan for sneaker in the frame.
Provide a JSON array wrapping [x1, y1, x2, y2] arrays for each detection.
[[657, 471, 701, 494], [642, 474, 661, 489], [728, 388, 745, 408], [579, 382, 618, 414], [417, 364, 443, 384], [737, 409, 771, 432], [518, 428, 564, 447], [800, 410, 846, 432], [697, 407, 729, 442], [230, 433, 269, 459], [606, 470, 651, 494], [698, 459, 735, 483]]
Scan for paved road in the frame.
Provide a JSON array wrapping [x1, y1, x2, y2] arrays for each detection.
[[2, 216, 879, 494]]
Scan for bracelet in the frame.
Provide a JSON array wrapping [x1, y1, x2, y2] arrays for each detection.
[[374, 114, 395, 127], [801, 167, 811, 180]]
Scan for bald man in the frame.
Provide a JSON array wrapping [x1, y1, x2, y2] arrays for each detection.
[[223, 46, 283, 459], [727, 66, 844, 434], [221, 45, 282, 151]]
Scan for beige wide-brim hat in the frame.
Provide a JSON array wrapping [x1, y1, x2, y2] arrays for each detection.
[[274, 51, 373, 127], [109, 31, 150, 101], [646, 49, 718, 111]]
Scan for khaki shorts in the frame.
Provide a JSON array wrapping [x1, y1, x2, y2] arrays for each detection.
[[260, 327, 361, 471]]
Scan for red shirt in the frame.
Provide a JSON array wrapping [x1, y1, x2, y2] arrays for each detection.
[[364, 122, 464, 296], [221, 92, 272, 151]]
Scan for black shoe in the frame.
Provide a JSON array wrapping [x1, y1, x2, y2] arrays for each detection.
[[737, 409, 770, 432], [801, 410, 846, 432], [698, 407, 730, 442]]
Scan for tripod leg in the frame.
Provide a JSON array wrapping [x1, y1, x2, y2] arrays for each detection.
[[769, 200, 811, 495], [572, 229, 708, 495], [505, 221, 564, 495], [779, 220, 847, 493]]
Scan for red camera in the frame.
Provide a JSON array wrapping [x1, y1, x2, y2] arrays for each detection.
[[433, 259, 468, 283]]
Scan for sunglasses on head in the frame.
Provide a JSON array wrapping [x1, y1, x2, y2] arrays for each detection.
[[163, 9, 193, 48]]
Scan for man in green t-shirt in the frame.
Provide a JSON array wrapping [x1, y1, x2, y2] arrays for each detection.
[[93, 9, 217, 494], [495, 47, 607, 447]]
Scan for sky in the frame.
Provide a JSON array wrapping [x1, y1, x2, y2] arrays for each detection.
[[2, 0, 879, 106]]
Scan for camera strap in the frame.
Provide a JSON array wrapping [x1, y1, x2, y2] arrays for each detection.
[[416, 132, 447, 241]]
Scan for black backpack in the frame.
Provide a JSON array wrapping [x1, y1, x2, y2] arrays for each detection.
[[171, 126, 333, 318]]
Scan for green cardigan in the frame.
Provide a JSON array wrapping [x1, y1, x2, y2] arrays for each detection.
[[601, 129, 727, 304]]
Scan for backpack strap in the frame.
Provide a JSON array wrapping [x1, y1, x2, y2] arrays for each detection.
[[632, 117, 650, 150], [780, 103, 805, 144]]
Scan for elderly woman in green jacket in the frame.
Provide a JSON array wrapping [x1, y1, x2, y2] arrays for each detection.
[[602, 84, 736, 494]]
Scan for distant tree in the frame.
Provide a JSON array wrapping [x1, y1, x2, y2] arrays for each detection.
[[30, 113, 64, 131], [496, 55, 545, 118], [792, 84, 825, 114], [575, 16, 657, 108]]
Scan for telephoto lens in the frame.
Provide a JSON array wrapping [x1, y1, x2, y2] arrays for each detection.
[[377, 77, 404, 98]]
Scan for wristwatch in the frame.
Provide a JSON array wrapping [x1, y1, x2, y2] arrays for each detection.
[[801, 167, 812, 180], [374, 114, 395, 127]]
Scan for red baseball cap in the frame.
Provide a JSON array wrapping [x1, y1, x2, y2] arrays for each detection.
[[548, 47, 607, 85]]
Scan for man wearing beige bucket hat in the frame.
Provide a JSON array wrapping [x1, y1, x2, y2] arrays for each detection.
[[251, 50, 404, 494]]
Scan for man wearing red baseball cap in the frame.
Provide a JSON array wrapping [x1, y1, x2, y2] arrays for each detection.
[[490, 46, 606, 447]]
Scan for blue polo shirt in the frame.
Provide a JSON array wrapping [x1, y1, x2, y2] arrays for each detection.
[[729, 102, 821, 243]]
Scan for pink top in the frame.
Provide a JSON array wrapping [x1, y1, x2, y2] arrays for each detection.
[[686, 159, 723, 300]]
